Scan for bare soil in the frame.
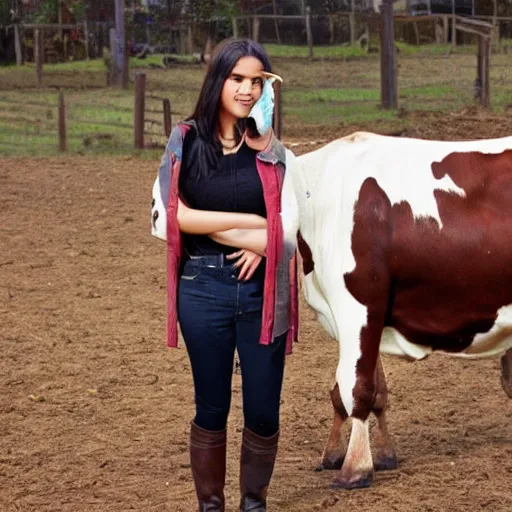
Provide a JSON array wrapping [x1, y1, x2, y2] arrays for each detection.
[[1, 118, 511, 512]]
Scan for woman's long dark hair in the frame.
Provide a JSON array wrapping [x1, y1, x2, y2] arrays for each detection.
[[185, 38, 272, 178]]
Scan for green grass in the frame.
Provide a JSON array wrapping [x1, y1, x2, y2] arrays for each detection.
[[264, 43, 369, 59], [287, 88, 380, 103], [400, 84, 459, 98], [285, 101, 398, 125], [265, 42, 480, 59], [0, 54, 195, 71], [395, 42, 477, 56]]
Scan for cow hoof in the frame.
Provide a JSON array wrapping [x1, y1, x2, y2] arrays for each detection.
[[501, 353, 512, 399], [374, 455, 398, 471], [315, 456, 344, 472], [331, 473, 373, 490], [315, 461, 342, 472]]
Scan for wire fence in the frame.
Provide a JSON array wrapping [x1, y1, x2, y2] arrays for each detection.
[[0, 78, 171, 156]]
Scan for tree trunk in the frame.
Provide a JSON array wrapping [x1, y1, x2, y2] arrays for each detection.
[[271, 0, 281, 44], [491, 0, 500, 52], [328, 14, 335, 45], [166, 0, 174, 46]]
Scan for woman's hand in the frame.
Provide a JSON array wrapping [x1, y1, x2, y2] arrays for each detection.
[[210, 228, 267, 257], [227, 249, 263, 281]]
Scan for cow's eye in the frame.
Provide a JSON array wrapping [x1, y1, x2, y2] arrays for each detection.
[[152, 198, 155, 207]]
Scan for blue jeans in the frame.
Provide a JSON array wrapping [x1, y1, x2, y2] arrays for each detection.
[[177, 259, 287, 437]]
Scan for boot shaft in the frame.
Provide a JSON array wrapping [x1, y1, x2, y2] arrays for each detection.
[[239, 428, 279, 511], [190, 422, 227, 512]]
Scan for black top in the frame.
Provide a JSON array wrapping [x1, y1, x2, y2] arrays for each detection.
[[179, 131, 267, 256]]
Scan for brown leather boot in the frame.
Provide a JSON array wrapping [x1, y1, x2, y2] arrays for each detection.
[[239, 428, 279, 512], [190, 421, 226, 512]]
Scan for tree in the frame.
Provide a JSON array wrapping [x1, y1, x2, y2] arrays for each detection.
[[271, 0, 281, 43]]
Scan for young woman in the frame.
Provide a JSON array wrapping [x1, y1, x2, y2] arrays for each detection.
[[152, 38, 299, 512]]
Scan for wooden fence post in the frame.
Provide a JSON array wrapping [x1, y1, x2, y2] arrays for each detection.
[[305, 7, 313, 58], [413, 21, 420, 45], [252, 16, 260, 42], [109, 28, 118, 86], [122, 37, 129, 89], [83, 21, 90, 60], [95, 22, 101, 58], [163, 99, 172, 138], [58, 92, 66, 152], [134, 72, 146, 149], [379, 0, 398, 109], [179, 21, 185, 54], [349, 0, 356, 45], [114, 0, 126, 87], [349, 13, 356, 45], [451, 1, 457, 50], [14, 24, 23, 66], [187, 24, 193, 53], [272, 80, 282, 140], [34, 29, 43, 88], [232, 17, 239, 39], [478, 36, 490, 108]]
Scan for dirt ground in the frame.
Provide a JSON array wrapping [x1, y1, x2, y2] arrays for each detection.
[[1, 119, 512, 512]]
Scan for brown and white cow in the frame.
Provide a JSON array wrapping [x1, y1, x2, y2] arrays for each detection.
[[292, 132, 512, 489]]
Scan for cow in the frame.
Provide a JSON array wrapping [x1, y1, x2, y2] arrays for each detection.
[[292, 132, 512, 490]]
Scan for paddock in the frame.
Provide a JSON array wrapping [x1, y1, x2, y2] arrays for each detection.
[[1, 115, 511, 510]]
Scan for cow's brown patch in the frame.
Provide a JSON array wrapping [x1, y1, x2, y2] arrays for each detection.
[[344, 178, 392, 419], [316, 383, 349, 472], [297, 231, 314, 275], [501, 348, 512, 399], [388, 150, 512, 352], [344, 151, 512, 418]]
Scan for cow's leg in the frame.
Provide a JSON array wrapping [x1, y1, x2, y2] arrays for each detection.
[[371, 356, 397, 471], [327, 176, 391, 489], [501, 348, 512, 399], [330, 299, 382, 490], [332, 417, 372, 489], [316, 383, 348, 471]]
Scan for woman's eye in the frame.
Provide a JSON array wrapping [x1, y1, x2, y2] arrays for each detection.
[[252, 78, 263, 87], [232, 76, 243, 83]]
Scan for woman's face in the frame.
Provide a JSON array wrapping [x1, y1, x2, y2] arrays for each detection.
[[219, 56, 264, 122]]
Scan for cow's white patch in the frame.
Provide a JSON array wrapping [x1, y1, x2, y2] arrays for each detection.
[[281, 149, 300, 260], [334, 293, 367, 416], [455, 304, 512, 359], [151, 177, 167, 241], [380, 327, 432, 360], [302, 272, 337, 339], [379, 306, 512, 360]]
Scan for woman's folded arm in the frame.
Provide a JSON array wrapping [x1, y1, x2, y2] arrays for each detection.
[[177, 199, 267, 235]]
